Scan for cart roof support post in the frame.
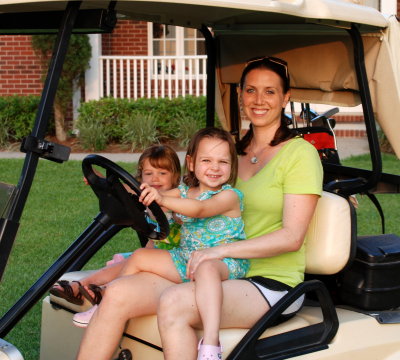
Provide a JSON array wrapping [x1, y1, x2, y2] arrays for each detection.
[[201, 25, 216, 128], [0, 0, 81, 293], [348, 24, 382, 190]]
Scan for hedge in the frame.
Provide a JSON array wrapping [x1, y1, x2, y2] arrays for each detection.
[[76, 96, 209, 150], [0, 95, 42, 147]]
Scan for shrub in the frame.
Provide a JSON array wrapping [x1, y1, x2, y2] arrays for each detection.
[[0, 95, 41, 148], [78, 122, 108, 151], [32, 34, 91, 141], [121, 112, 158, 151], [172, 110, 204, 148], [76, 96, 208, 150], [76, 98, 129, 150]]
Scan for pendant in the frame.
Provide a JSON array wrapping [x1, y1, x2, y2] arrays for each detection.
[[250, 156, 258, 164]]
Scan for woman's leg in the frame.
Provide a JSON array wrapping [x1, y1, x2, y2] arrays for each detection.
[[158, 279, 270, 360], [193, 260, 228, 346], [118, 248, 182, 283], [76, 272, 174, 360]]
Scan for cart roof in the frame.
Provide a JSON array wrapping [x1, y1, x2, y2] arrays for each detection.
[[0, 0, 390, 29], [0, 0, 399, 157]]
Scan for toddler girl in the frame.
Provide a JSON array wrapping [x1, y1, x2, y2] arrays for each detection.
[[50, 145, 181, 307], [75, 128, 248, 360]]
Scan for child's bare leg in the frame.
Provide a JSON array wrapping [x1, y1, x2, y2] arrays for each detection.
[[119, 248, 182, 283], [193, 260, 229, 345], [80, 260, 126, 287], [51, 260, 126, 298]]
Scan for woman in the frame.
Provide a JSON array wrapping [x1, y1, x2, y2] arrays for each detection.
[[157, 56, 323, 359], [76, 56, 322, 360]]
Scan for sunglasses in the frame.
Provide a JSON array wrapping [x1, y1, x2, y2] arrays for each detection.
[[245, 56, 289, 80]]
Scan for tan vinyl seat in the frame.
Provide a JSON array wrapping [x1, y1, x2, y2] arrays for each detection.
[[44, 191, 353, 360]]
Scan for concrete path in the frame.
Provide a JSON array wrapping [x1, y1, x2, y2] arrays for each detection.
[[0, 137, 369, 163], [0, 149, 187, 164], [336, 137, 369, 159]]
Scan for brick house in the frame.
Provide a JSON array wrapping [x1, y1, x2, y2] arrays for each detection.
[[0, 0, 398, 134]]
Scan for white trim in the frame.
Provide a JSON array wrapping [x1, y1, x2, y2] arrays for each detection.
[[99, 55, 207, 99], [380, 0, 397, 15], [85, 34, 102, 101], [147, 22, 153, 56], [72, 80, 80, 123]]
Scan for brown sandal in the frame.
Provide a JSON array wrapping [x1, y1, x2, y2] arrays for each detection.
[[79, 284, 103, 305], [49, 280, 84, 305]]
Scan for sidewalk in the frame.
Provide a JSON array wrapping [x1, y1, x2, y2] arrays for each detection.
[[0, 149, 187, 164], [0, 137, 369, 163]]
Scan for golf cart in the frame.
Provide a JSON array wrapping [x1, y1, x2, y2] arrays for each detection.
[[0, 0, 400, 359]]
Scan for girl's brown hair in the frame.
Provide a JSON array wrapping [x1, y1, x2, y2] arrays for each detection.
[[236, 56, 296, 156], [183, 127, 238, 187], [136, 145, 181, 187]]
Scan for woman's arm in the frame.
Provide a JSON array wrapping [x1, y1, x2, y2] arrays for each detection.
[[140, 184, 240, 218], [186, 193, 319, 274]]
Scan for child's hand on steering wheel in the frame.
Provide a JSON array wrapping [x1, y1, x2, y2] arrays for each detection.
[[139, 183, 163, 207]]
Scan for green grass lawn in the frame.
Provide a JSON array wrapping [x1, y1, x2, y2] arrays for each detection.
[[342, 153, 400, 236], [0, 153, 399, 359], [0, 158, 140, 359]]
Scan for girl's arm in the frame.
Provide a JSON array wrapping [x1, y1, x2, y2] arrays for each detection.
[[139, 183, 240, 218], [186, 193, 319, 274]]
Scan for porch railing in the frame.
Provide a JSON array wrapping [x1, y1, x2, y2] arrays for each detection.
[[99, 55, 208, 100]]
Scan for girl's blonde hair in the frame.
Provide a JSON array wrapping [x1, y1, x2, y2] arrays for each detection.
[[183, 127, 238, 187], [136, 145, 181, 187]]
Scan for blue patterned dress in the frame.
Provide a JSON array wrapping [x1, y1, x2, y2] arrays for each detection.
[[169, 184, 249, 282]]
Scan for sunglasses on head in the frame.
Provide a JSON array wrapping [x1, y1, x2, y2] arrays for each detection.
[[245, 56, 289, 80]]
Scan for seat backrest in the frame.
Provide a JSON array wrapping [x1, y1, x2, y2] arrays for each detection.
[[305, 191, 354, 275]]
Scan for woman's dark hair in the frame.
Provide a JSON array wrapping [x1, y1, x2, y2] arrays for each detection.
[[183, 127, 238, 187], [236, 56, 295, 155]]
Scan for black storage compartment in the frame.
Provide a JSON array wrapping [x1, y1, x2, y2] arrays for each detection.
[[339, 234, 400, 310]]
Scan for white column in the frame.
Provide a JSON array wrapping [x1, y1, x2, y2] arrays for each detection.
[[72, 81, 81, 125], [380, 0, 397, 15], [85, 34, 102, 101]]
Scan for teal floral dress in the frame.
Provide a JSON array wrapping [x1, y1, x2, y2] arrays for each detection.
[[169, 184, 249, 282], [146, 211, 181, 250]]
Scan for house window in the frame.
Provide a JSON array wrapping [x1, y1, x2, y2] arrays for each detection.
[[149, 23, 206, 75], [183, 27, 206, 56], [152, 23, 177, 57]]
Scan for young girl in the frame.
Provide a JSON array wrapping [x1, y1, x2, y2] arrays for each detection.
[[74, 127, 249, 360], [50, 144, 181, 306]]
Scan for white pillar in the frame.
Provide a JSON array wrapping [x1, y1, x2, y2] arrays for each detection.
[[380, 0, 397, 14], [85, 34, 102, 101], [72, 80, 81, 125]]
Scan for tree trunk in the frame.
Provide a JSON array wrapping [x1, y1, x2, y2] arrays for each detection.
[[54, 100, 67, 142]]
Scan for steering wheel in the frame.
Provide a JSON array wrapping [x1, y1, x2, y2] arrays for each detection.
[[82, 154, 169, 240]]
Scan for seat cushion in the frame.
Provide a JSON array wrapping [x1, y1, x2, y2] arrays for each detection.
[[49, 271, 322, 358]]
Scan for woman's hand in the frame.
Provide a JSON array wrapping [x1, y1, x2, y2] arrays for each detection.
[[186, 247, 224, 281], [139, 182, 163, 206]]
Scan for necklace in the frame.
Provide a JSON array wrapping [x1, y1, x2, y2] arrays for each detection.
[[249, 143, 269, 164], [250, 155, 258, 164]]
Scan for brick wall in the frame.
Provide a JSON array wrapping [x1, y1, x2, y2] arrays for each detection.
[[102, 19, 149, 97], [0, 35, 44, 96], [102, 20, 148, 55], [0, 20, 149, 98]]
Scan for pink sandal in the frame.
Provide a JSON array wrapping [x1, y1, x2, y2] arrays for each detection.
[[197, 338, 223, 360], [72, 304, 98, 328], [106, 253, 125, 266]]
